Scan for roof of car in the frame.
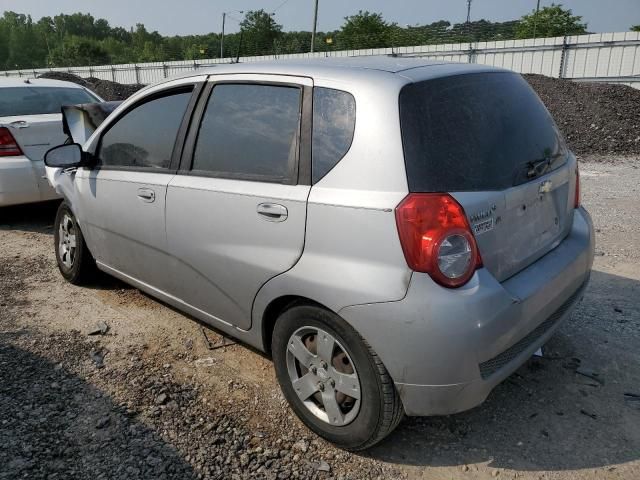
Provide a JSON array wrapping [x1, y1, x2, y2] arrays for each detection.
[[0, 78, 87, 89], [166, 55, 509, 86]]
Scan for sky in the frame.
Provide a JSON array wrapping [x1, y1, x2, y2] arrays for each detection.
[[1, 0, 638, 36]]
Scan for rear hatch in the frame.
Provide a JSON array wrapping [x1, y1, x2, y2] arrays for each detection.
[[399, 72, 576, 282], [0, 84, 100, 160]]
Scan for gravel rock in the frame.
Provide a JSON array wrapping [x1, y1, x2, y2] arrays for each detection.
[[292, 439, 309, 453], [525, 74, 640, 157]]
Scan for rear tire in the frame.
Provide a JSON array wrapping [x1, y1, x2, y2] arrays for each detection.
[[54, 202, 96, 285], [272, 305, 403, 451]]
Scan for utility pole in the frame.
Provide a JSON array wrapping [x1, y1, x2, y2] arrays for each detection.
[[533, 0, 542, 40], [310, 0, 319, 53], [466, 0, 474, 63], [221, 12, 226, 58], [221, 10, 243, 59]]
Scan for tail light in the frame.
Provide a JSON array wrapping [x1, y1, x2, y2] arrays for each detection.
[[574, 166, 581, 208], [0, 127, 23, 157], [395, 193, 482, 288]]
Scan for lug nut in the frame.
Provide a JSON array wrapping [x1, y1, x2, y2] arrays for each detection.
[[320, 361, 328, 369], [318, 383, 325, 392], [328, 379, 335, 388], [311, 366, 317, 375]]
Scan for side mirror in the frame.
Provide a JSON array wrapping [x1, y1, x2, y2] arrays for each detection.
[[44, 143, 87, 169]]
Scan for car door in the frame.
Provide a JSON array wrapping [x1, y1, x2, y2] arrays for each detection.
[[74, 81, 202, 291], [165, 75, 313, 330]]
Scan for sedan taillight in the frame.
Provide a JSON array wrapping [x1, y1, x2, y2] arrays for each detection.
[[395, 193, 482, 288], [0, 127, 23, 157]]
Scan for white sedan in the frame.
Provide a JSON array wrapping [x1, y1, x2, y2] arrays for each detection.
[[0, 78, 101, 207]]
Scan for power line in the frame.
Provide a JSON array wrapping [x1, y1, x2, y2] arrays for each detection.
[[273, 0, 294, 13]]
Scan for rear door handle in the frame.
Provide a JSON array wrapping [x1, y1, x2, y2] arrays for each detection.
[[257, 203, 288, 222], [137, 188, 155, 203]]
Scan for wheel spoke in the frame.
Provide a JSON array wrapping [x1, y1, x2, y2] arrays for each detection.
[[316, 331, 335, 364], [62, 251, 71, 268], [331, 369, 360, 400], [321, 390, 344, 425], [62, 216, 71, 234], [292, 372, 319, 401], [288, 335, 315, 368]]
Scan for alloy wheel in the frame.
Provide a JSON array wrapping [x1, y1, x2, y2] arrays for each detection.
[[58, 213, 77, 270], [286, 326, 361, 426]]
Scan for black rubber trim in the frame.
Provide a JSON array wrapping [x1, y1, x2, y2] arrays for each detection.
[[478, 279, 588, 380], [298, 85, 313, 186]]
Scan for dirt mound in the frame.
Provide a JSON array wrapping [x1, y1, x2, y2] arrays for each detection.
[[38, 72, 144, 101], [36, 71, 89, 87], [525, 74, 640, 157]]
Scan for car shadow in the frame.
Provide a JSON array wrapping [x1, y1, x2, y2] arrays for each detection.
[[0, 201, 60, 234], [365, 269, 640, 472], [0, 334, 196, 479]]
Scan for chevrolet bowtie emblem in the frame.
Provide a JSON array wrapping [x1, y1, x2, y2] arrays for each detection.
[[539, 180, 553, 194]]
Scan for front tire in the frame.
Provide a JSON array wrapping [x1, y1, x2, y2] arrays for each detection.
[[54, 202, 96, 285], [272, 305, 403, 450]]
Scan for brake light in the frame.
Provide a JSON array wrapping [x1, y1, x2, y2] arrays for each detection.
[[574, 167, 581, 208], [395, 193, 482, 288], [0, 127, 23, 157]]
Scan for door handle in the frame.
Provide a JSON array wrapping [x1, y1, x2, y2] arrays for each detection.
[[257, 203, 288, 222], [137, 188, 156, 203]]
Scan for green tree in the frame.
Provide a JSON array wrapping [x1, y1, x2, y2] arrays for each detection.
[[48, 36, 110, 67], [516, 4, 587, 39], [239, 10, 282, 56], [631, 25, 640, 32], [338, 11, 392, 49]]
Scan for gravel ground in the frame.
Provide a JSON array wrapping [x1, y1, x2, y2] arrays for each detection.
[[0, 158, 639, 480]]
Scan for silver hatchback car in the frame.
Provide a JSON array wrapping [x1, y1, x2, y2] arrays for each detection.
[[45, 57, 594, 450]]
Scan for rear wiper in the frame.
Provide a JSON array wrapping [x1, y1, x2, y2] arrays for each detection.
[[526, 154, 563, 179]]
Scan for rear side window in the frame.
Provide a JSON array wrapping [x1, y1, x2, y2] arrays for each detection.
[[192, 84, 301, 184], [99, 90, 192, 169], [399, 72, 566, 192], [312, 87, 356, 183], [0, 87, 98, 116]]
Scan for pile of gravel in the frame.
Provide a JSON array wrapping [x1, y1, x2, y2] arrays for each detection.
[[37, 72, 144, 101], [525, 74, 640, 157]]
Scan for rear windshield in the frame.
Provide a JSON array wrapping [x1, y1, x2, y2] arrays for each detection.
[[399, 72, 566, 192], [0, 86, 98, 117]]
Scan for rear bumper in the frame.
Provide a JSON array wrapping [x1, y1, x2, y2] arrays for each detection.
[[0, 155, 58, 207], [340, 207, 595, 416]]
